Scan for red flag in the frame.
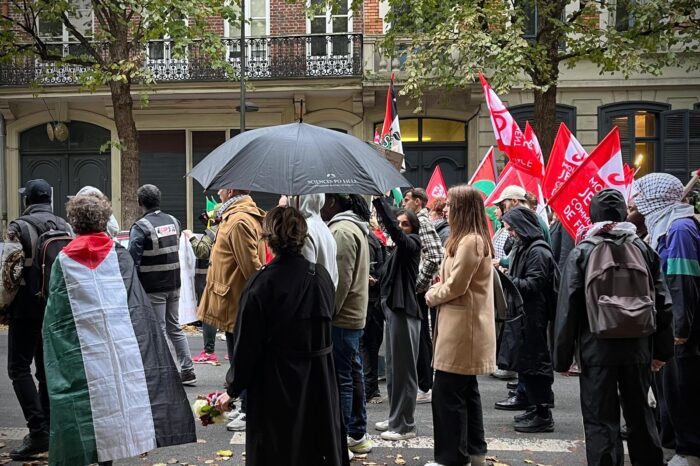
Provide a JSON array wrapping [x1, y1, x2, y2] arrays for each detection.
[[549, 127, 626, 239], [426, 165, 448, 204], [479, 72, 543, 178], [468, 146, 499, 198], [484, 162, 541, 206], [543, 123, 588, 199]]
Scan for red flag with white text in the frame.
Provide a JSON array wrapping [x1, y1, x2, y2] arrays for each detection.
[[426, 165, 448, 204], [484, 162, 542, 206], [548, 127, 626, 239], [543, 123, 588, 199], [479, 72, 544, 178]]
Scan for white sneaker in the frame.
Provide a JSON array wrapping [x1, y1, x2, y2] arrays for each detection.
[[375, 420, 389, 431], [416, 389, 432, 404], [348, 449, 354, 461], [380, 429, 417, 441], [669, 455, 700, 466], [347, 433, 373, 453], [226, 413, 246, 431], [226, 408, 241, 420]]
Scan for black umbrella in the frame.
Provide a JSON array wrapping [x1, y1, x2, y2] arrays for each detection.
[[187, 122, 412, 195]]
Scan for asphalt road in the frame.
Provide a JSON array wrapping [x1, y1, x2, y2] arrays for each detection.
[[0, 328, 608, 466]]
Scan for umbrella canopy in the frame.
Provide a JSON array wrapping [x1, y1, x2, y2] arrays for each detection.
[[187, 122, 412, 195]]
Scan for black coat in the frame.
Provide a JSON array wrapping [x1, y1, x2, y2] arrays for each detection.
[[433, 219, 450, 245], [550, 220, 575, 273], [372, 197, 421, 318], [503, 207, 557, 378], [554, 232, 674, 371], [368, 231, 387, 303], [227, 253, 348, 466]]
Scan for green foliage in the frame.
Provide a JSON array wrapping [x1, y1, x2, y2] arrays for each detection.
[[379, 0, 700, 100], [0, 0, 242, 90]]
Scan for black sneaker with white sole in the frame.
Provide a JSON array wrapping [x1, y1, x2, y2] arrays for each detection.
[[181, 369, 197, 386]]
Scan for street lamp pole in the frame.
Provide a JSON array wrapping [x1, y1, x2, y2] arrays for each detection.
[[240, 0, 246, 133]]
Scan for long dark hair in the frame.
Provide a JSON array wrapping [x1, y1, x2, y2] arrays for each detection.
[[445, 185, 494, 258], [397, 208, 420, 234]]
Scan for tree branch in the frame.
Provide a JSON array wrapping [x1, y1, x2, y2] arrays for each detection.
[[59, 11, 105, 65]]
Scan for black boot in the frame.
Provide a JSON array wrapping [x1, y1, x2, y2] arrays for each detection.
[[9, 432, 49, 460], [514, 406, 554, 433]]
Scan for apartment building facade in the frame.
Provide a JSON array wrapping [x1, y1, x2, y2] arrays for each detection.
[[1, 0, 699, 230]]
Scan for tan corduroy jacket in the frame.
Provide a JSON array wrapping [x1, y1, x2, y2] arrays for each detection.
[[197, 197, 266, 333], [426, 234, 496, 375]]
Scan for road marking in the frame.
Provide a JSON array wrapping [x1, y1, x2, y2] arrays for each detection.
[[0, 427, 29, 440], [231, 432, 585, 452]]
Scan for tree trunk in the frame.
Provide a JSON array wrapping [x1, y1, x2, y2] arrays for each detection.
[[534, 84, 558, 161], [109, 80, 140, 228]]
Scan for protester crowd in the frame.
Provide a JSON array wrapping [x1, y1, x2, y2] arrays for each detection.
[[1, 172, 699, 466]]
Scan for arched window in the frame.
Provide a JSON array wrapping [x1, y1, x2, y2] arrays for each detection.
[[598, 101, 670, 177], [508, 104, 577, 134], [372, 118, 467, 187]]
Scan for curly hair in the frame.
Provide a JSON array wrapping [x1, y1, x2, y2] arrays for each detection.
[[429, 196, 447, 217], [66, 193, 113, 235], [263, 206, 308, 255]]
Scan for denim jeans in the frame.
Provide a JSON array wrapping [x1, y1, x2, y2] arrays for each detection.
[[332, 326, 367, 438], [202, 323, 217, 354], [148, 290, 194, 373]]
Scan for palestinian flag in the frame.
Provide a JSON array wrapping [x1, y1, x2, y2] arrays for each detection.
[[469, 147, 500, 234], [469, 146, 499, 198], [43, 234, 196, 466], [380, 73, 403, 155]]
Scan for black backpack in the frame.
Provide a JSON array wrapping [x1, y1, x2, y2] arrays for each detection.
[[17, 215, 73, 301]]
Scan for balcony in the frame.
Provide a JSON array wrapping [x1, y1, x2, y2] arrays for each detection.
[[0, 34, 363, 87]]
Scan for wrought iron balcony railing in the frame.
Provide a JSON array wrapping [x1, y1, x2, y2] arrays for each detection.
[[0, 34, 363, 86]]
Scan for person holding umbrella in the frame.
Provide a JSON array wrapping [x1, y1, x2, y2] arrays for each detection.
[[321, 194, 373, 455]]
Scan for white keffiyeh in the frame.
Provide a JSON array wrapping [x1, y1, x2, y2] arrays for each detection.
[[633, 173, 695, 249]]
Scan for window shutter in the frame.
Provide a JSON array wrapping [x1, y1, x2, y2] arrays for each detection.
[[510, 104, 577, 134], [659, 110, 700, 184]]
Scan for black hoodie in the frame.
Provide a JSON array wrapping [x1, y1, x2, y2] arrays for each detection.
[[502, 207, 557, 377]]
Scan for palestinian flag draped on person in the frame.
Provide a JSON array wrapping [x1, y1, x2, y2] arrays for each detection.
[[43, 233, 196, 466]]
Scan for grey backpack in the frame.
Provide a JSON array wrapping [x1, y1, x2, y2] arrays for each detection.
[[583, 234, 656, 339]]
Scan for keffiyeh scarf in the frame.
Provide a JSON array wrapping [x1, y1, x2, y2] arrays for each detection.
[[633, 173, 695, 249], [217, 194, 248, 218]]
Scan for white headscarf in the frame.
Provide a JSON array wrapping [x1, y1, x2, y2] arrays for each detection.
[[74, 186, 120, 238], [633, 173, 694, 249]]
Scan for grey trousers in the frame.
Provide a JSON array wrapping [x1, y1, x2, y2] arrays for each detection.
[[148, 290, 194, 373], [385, 308, 421, 434]]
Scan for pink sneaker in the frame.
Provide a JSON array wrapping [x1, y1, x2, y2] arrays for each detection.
[[193, 350, 219, 364]]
